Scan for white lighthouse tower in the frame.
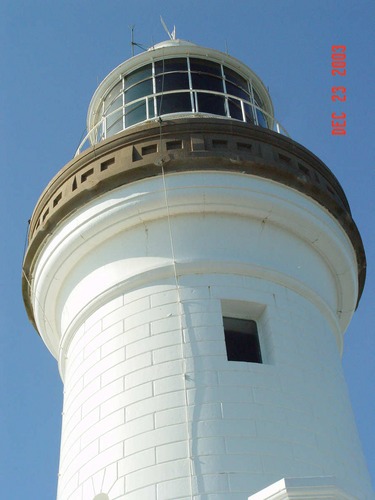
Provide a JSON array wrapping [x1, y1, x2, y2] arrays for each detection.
[[22, 37, 373, 499]]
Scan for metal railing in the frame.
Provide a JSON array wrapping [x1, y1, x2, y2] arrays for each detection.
[[75, 98, 289, 157]]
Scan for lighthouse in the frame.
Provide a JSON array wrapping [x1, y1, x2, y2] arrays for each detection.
[[22, 37, 373, 499]]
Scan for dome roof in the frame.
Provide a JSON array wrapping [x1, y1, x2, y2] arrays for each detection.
[[149, 39, 197, 50]]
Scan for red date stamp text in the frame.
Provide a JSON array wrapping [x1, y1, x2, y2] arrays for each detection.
[[331, 45, 346, 135]]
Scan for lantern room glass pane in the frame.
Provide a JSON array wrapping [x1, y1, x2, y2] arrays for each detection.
[[106, 109, 123, 135], [125, 79, 153, 103], [224, 67, 248, 91], [125, 100, 147, 127], [156, 92, 192, 115], [244, 103, 255, 123], [191, 73, 223, 93], [256, 109, 267, 128], [155, 58, 188, 74], [148, 97, 155, 119], [197, 92, 226, 115], [226, 81, 250, 101], [156, 73, 189, 93], [105, 96, 122, 116], [125, 64, 152, 89], [228, 98, 243, 121], [190, 58, 222, 76], [103, 81, 122, 111], [253, 89, 264, 109]]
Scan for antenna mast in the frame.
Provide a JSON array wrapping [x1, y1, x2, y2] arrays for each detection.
[[129, 25, 148, 56], [130, 25, 135, 57]]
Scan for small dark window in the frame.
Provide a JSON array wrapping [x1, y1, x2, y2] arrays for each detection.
[[237, 142, 252, 152], [279, 153, 291, 164], [298, 163, 310, 177], [212, 139, 228, 149], [223, 317, 262, 363], [100, 158, 115, 171], [141, 144, 157, 156], [53, 193, 62, 207], [166, 140, 182, 151], [132, 146, 142, 162], [42, 208, 49, 221], [81, 168, 94, 183]]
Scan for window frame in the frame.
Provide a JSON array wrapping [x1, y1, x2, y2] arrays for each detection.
[[100, 56, 270, 137]]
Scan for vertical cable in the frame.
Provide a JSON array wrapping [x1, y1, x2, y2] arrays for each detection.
[[159, 159, 194, 500], [157, 58, 194, 497]]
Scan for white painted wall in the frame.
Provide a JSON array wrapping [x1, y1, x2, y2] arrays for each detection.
[[31, 172, 373, 499]]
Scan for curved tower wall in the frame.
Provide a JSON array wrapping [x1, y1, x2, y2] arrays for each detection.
[[22, 40, 373, 500], [31, 169, 373, 499]]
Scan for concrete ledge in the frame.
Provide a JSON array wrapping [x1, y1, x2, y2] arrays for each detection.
[[248, 476, 356, 499]]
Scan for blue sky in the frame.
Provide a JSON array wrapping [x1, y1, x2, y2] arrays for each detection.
[[1, 1, 374, 498]]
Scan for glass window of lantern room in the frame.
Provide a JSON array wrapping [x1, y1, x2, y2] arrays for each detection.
[[191, 73, 224, 93], [155, 72, 190, 93], [154, 58, 188, 74], [156, 92, 192, 116], [125, 79, 153, 103], [224, 67, 250, 101], [189, 58, 222, 76], [225, 81, 250, 101], [105, 96, 122, 117], [228, 97, 244, 121], [103, 81, 123, 112], [223, 317, 262, 363], [197, 92, 226, 115], [252, 88, 268, 127], [256, 109, 268, 128], [106, 109, 123, 136], [124, 64, 152, 89], [224, 67, 248, 91], [244, 102, 256, 124], [125, 100, 147, 128]]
